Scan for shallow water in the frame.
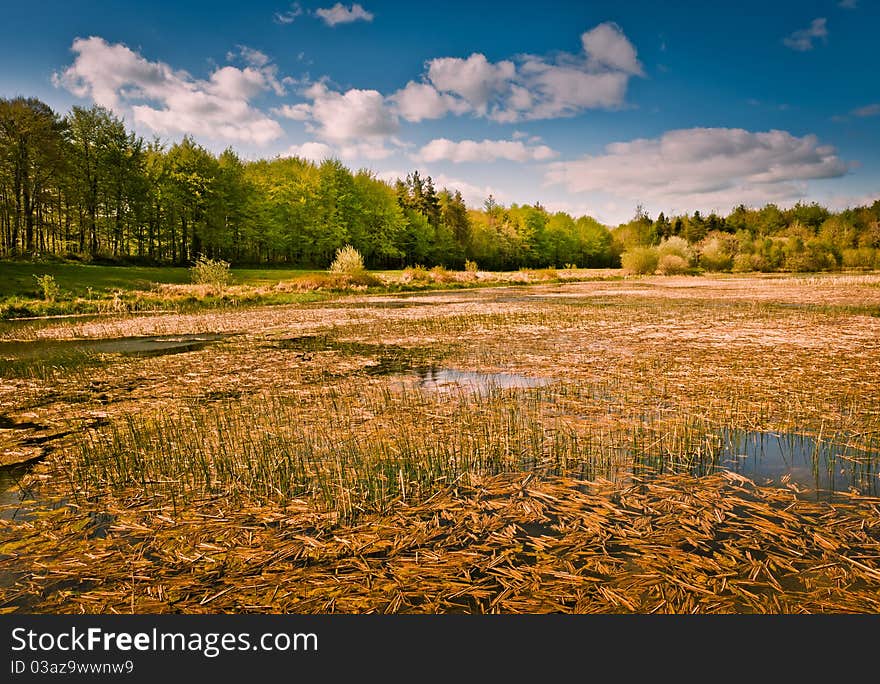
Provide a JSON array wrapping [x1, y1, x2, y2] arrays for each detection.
[[0, 333, 229, 361], [715, 429, 878, 496], [0, 464, 35, 521], [414, 367, 553, 393]]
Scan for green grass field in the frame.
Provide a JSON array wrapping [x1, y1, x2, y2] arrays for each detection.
[[0, 262, 326, 298]]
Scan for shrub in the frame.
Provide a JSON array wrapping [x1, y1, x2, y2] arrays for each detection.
[[291, 272, 380, 292], [842, 247, 877, 269], [190, 255, 232, 289], [784, 238, 837, 272], [621, 246, 659, 275], [464, 259, 479, 273], [523, 268, 558, 280], [699, 236, 734, 272], [401, 265, 432, 283], [329, 245, 365, 275], [657, 236, 693, 262], [732, 253, 754, 273], [33, 274, 61, 302], [429, 265, 454, 283], [657, 253, 690, 275]]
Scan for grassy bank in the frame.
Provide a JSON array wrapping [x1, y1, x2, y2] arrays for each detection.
[[0, 261, 620, 319]]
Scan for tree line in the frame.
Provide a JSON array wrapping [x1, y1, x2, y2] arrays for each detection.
[[1, 96, 878, 272], [611, 202, 880, 273], [0, 97, 614, 269]]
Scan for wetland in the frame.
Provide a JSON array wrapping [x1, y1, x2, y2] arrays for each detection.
[[1, 272, 879, 613]]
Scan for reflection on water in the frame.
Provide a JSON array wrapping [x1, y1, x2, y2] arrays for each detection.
[[0, 333, 228, 361], [0, 464, 35, 521], [716, 429, 877, 497], [415, 367, 553, 393]]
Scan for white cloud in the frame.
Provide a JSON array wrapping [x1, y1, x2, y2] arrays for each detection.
[[783, 18, 828, 51], [273, 103, 312, 120], [338, 141, 394, 160], [54, 36, 284, 144], [417, 138, 557, 163], [514, 59, 630, 120], [281, 82, 400, 161], [295, 82, 398, 143], [581, 22, 644, 76], [431, 174, 506, 207], [315, 3, 373, 26], [285, 139, 393, 162], [227, 46, 269, 68], [545, 127, 848, 215], [390, 81, 469, 122], [274, 2, 302, 24], [427, 54, 516, 115], [407, 22, 643, 123], [838, 0, 858, 9], [285, 141, 334, 162]]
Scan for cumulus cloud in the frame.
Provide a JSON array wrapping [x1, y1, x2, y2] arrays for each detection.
[[783, 18, 828, 51], [417, 138, 557, 163], [54, 37, 283, 144], [838, 1, 858, 9], [581, 22, 644, 76], [427, 54, 516, 115], [315, 3, 373, 26], [390, 81, 470, 122], [337, 141, 395, 160], [545, 127, 848, 214], [391, 22, 643, 123], [273, 103, 312, 120], [294, 82, 398, 142], [280, 81, 400, 160], [285, 141, 334, 162]]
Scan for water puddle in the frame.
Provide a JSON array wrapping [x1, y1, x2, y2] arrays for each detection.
[[0, 464, 37, 521], [0, 333, 229, 361], [414, 367, 553, 394], [276, 335, 440, 375], [715, 429, 877, 496], [321, 299, 434, 309]]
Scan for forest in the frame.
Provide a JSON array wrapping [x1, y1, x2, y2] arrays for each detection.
[[2, 96, 879, 272]]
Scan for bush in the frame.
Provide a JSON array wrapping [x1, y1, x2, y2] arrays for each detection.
[[429, 265, 454, 283], [291, 272, 380, 292], [190, 255, 232, 289], [784, 238, 837, 272], [401, 265, 432, 283], [464, 259, 479, 273], [732, 253, 754, 273], [842, 247, 877, 269], [657, 253, 690, 275], [329, 245, 365, 275], [33, 274, 61, 302], [657, 236, 693, 262], [621, 246, 659, 275], [699, 236, 734, 272]]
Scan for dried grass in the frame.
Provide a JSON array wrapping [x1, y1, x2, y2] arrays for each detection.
[[1, 473, 878, 613]]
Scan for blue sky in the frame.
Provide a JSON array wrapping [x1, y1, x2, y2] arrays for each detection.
[[1, 0, 877, 223]]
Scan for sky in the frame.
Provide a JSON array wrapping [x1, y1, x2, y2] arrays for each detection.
[[1, 0, 878, 224]]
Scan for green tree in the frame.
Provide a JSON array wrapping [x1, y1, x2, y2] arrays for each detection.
[[0, 97, 66, 254]]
